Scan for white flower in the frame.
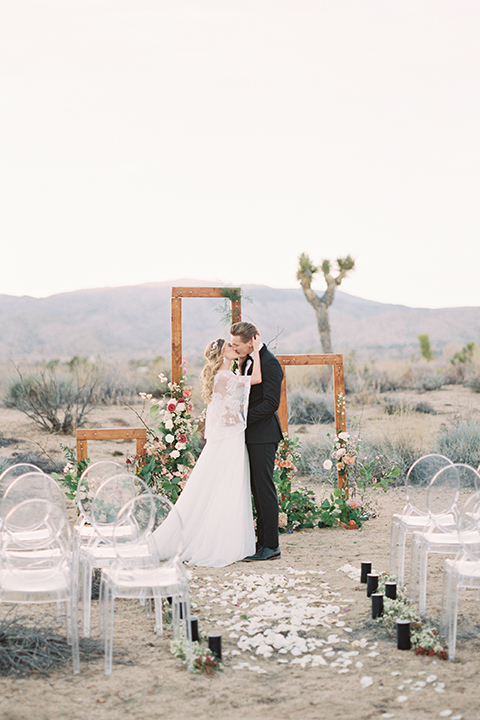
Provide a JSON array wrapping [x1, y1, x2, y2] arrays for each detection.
[[165, 434, 175, 443], [175, 442, 186, 451], [176, 402, 186, 413], [338, 432, 350, 441], [164, 420, 174, 430], [170, 450, 180, 459], [323, 459, 333, 471]]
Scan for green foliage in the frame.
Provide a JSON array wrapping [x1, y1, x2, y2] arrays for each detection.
[[418, 333, 434, 361], [452, 342, 475, 365], [319, 431, 400, 527], [376, 574, 447, 659], [296, 253, 318, 282], [273, 434, 321, 531], [51, 444, 90, 502]]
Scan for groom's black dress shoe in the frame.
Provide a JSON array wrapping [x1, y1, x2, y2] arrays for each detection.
[[242, 547, 281, 562]]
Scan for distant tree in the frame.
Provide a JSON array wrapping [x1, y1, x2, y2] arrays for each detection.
[[296, 253, 355, 353], [418, 333, 434, 361]]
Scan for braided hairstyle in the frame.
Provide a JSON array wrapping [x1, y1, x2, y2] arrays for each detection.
[[200, 338, 226, 404]]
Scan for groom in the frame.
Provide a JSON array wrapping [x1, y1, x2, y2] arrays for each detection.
[[230, 321, 284, 561]]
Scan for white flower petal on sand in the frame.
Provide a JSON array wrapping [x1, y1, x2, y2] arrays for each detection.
[[439, 712, 452, 718], [426, 675, 437, 683], [397, 696, 409, 703], [360, 676, 373, 688]]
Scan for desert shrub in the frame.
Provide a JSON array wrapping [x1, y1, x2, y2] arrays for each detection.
[[288, 389, 334, 425], [0, 453, 59, 475], [4, 362, 99, 434], [383, 398, 412, 416], [467, 375, 480, 393], [414, 402, 436, 415], [436, 419, 480, 467]]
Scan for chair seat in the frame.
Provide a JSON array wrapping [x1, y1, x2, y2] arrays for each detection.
[[0, 564, 71, 596], [103, 564, 181, 590]]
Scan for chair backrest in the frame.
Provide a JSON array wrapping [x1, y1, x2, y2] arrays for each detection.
[[112, 492, 156, 550], [1, 473, 67, 522], [76, 461, 126, 522], [426, 463, 466, 527], [90, 473, 144, 541], [0, 463, 46, 500], [405, 454, 454, 516]]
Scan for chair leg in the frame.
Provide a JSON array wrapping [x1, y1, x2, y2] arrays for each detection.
[[103, 584, 115, 676], [389, 517, 400, 576], [151, 592, 162, 635], [82, 561, 93, 638], [448, 579, 460, 661]]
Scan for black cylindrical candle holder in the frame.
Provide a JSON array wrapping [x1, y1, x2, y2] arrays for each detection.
[[190, 616, 199, 643], [385, 582, 397, 600], [397, 620, 411, 650], [208, 634, 222, 660], [360, 562, 372, 584], [371, 593, 384, 619], [366, 573, 379, 597]]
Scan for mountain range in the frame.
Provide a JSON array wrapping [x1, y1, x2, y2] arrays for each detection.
[[1, 281, 479, 362]]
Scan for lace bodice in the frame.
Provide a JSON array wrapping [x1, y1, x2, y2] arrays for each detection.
[[205, 371, 251, 441]]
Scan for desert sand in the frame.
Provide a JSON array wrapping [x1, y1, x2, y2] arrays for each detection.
[[0, 392, 479, 720]]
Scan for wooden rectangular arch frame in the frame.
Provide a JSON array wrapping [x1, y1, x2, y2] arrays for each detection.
[[276, 353, 346, 489], [171, 287, 241, 384], [76, 428, 148, 463]]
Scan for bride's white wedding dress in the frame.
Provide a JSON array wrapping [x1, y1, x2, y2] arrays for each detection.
[[152, 370, 255, 567]]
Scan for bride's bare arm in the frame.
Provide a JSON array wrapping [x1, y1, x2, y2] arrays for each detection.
[[250, 334, 262, 385]]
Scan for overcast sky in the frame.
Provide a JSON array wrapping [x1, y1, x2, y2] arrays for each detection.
[[1, 1, 479, 308]]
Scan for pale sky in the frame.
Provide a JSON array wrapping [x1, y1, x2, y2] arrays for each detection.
[[1, 1, 479, 308]]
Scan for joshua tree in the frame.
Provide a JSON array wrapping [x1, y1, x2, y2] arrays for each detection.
[[296, 252, 355, 353]]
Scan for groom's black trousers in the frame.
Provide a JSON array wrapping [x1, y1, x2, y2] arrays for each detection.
[[246, 442, 279, 550]]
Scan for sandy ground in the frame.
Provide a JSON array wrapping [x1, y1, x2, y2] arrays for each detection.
[[0, 393, 480, 720]]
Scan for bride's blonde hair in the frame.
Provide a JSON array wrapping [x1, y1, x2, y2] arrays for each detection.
[[200, 338, 226, 404]]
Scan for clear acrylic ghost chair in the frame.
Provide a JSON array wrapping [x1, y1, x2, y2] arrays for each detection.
[[1, 472, 67, 544], [389, 454, 455, 588], [77, 472, 148, 637], [0, 497, 80, 674], [75, 460, 126, 543], [0, 463, 47, 501], [73, 460, 127, 633], [440, 490, 480, 660], [410, 463, 480, 615], [99, 493, 192, 675]]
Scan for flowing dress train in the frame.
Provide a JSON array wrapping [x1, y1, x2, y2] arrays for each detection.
[[152, 370, 255, 567]]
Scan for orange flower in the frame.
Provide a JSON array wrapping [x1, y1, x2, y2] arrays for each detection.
[[349, 520, 356, 527]]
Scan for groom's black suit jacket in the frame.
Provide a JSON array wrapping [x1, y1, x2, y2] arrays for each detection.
[[243, 345, 283, 444]]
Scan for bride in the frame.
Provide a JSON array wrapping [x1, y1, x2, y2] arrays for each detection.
[[152, 335, 262, 567]]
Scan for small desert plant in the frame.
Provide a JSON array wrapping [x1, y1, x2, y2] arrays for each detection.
[[436, 418, 480, 467], [288, 388, 334, 425], [418, 333, 434, 361]]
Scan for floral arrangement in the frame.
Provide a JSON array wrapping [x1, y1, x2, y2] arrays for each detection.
[[375, 575, 447, 659], [319, 431, 400, 528], [52, 444, 90, 503], [171, 639, 222, 675], [135, 360, 197, 502], [274, 433, 321, 532]]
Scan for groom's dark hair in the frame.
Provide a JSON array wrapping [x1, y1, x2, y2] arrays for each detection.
[[230, 321, 258, 343]]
